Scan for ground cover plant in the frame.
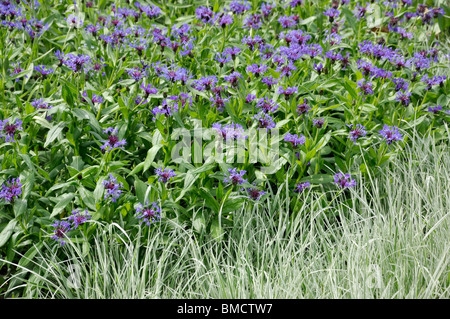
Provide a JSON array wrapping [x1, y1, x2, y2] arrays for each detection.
[[0, 0, 449, 298]]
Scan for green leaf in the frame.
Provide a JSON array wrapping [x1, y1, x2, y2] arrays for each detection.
[[222, 198, 245, 214], [50, 193, 75, 218], [13, 199, 27, 218], [143, 145, 161, 173], [44, 122, 66, 147], [301, 174, 334, 185], [62, 84, 74, 107], [199, 188, 219, 213], [135, 179, 148, 204], [0, 220, 17, 248], [210, 219, 224, 240], [193, 212, 206, 233]]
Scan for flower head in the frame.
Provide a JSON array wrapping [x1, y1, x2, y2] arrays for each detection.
[[284, 133, 306, 147], [347, 124, 367, 144], [357, 79, 374, 97], [245, 187, 266, 200], [379, 125, 403, 144], [67, 209, 91, 229], [395, 91, 411, 106], [155, 167, 177, 183], [102, 174, 123, 202], [50, 220, 71, 246], [0, 118, 22, 143], [101, 127, 126, 152], [334, 173, 356, 189], [257, 97, 278, 113], [135, 201, 161, 226], [224, 168, 247, 186], [254, 112, 276, 131], [213, 122, 247, 140], [428, 105, 443, 114], [294, 181, 310, 193], [0, 178, 22, 203]]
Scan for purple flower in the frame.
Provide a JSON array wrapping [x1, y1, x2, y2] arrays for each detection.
[[241, 35, 263, 51], [297, 100, 311, 115], [421, 74, 446, 90], [224, 168, 247, 186], [224, 71, 242, 86], [142, 5, 161, 19], [134, 96, 149, 106], [373, 67, 392, 80], [85, 24, 101, 36], [294, 181, 310, 193], [31, 98, 51, 110], [353, 4, 370, 20], [325, 32, 342, 45], [289, 0, 303, 8], [284, 133, 306, 147], [216, 52, 232, 66], [66, 14, 83, 28], [313, 118, 325, 128], [243, 14, 262, 29], [392, 78, 409, 91], [67, 209, 91, 229], [212, 122, 247, 140], [347, 124, 367, 144], [254, 112, 276, 130], [140, 83, 158, 96], [230, 0, 251, 14], [193, 75, 218, 91], [224, 47, 241, 59], [245, 187, 265, 201], [128, 38, 149, 55], [135, 201, 161, 226], [51, 220, 71, 246], [323, 8, 340, 21], [334, 173, 356, 189], [246, 63, 268, 77], [261, 2, 274, 17], [155, 167, 177, 183], [357, 59, 375, 76], [127, 67, 147, 82], [217, 14, 233, 28], [278, 15, 297, 28], [357, 79, 374, 97], [152, 99, 179, 117], [101, 127, 126, 152], [428, 105, 443, 114], [257, 97, 278, 113], [210, 94, 230, 111], [281, 30, 311, 45], [195, 6, 216, 24], [279, 86, 298, 99], [395, 91, 411, 106], [82, 91, 104, 104], [259, 44, 274, 60], [8, 62, 26, 81], [0, 118, 22, 143], [180, 40, 195, 56], [64, 53, 92, 73], [102, 174, 123, 202], [34, 65, 54, 76], [379, 125, 403, 144], [277, 61, 297, 78], [261, 76, 278, 89], [313, 63, 325, 75], [246, 93, 256, 103], [0, 178, 22, 203]]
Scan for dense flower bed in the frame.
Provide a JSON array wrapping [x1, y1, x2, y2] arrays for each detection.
[[0, 0, 448, 257]]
